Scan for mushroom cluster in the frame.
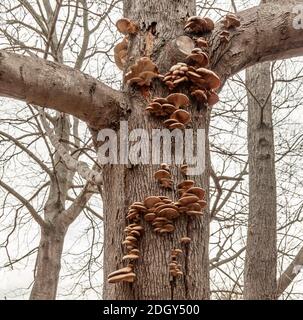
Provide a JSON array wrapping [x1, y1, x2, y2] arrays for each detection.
[[114, 18, 139, 70], [143, 195, 180, 234], [146, 93, 192, 129], [162, 62, 220, 107], [176, 183, 207, 217], [219, 14, 241, 44], [169, 249, 183, 278], [154, 163, 173, 189], [184, 16, 214, 34], [125, 57, 159, 86], [107, 202, 145, 284]]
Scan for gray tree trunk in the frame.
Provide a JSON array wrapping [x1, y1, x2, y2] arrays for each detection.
[[30, 225, 67, 300], [243, 61, 277, 299], [102, 0, 211, 300]]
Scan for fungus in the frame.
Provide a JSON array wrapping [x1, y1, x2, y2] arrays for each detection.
[[180, 237, 191, 244], [196, 37, 208, 48], [184, 16, 214, 34], [125, 57, 159, 86], [116, 18, 139, 35], [185, 50, 209, 68], [181, 164, 188, 176], [108, 272, 136, 283], [114, 37, 129, 70], [219, 30, 230, 43], [221, 13, 241, 29], [154, 168, 173, 189], [122, 253, 140, 261]]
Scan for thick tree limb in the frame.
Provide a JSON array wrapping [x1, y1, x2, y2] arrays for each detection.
[[210, 1, 303, 85], [276, 246, 303, 298], [0, 50, 125, 129]]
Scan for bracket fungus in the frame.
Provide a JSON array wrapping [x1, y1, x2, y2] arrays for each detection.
[[154, 165, 173, 189], [184, 16, 214, 34], [219, 30, 230, 43], [146, 93, 192, 129], [125, 57, 159, 86], [108, 269, 136, 283], [169, 249, 183, 278], [221, 13, 241, 29], [185, 48, 209, 68], [180, 237, 191, 244], [116, 18, 139, 35], [114, 37, 129, 70], [176, 185, 207, 217], [195, 37, 208, 48]]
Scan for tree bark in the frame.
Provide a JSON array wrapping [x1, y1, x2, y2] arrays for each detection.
[[30, 225, 67, 300], [101, 0, 211, 300], [244, 62, 277, 300]]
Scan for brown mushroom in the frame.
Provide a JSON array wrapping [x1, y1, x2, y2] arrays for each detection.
[[107, 266, 133, 279], [196, 37, 208, 48], [166, 93, 190, 108], [184, 16, 214, 34], [122, 253, 140, 261], [108, 272, 136, 283], [196, 68, 221, 90], [114, 37, 129, 70], [125, 57, 159, 86], [116, 18, 139, 35], [170, 109, 191, 125], [180, 237, 191, 244], [185, 187, 206, 200], [186, 51, 209, 68], [144, 196, 162, 208], [222, 14, 240, 29]]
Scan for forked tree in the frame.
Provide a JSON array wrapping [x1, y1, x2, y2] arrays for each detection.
[[0, 0, 303, 300]]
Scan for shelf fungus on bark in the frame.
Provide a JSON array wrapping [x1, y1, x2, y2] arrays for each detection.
[[154, 165, 173, 189], [114, 37, 129, 70], [184, 16, 214, 34], [108, 266, 136, 283], [164, 109, 191, 130], [180, 236, 191, 244], [145, 93, 190, 118], [191, 88, 219, 107], [185, 48, 209, 68], [116, 18, 139, 35], [219, 30, 230, 43], [195, 37, 208, 48], [125, 57, 159, 86], [221, 13, 241, 29], [163, 62, 221, 103], [142, 195, 181, 234], [176, 186, 207, 217], [169, 249, 183, 278]]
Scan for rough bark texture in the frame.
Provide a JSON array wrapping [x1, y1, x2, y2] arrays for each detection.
[[30, 225, 67, 300], [244, 62, 277, 300], [100, 0, 211, 300]]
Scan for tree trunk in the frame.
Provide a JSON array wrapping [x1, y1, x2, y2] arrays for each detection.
[[30, 225, 66, 300], [243, 62, 277, 299], [101, 0, 211, 300]]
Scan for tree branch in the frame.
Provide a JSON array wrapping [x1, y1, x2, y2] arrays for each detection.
[[0, 50, 125, 129], [276, 245, 303, 298], [210, 1, 303, 85]]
